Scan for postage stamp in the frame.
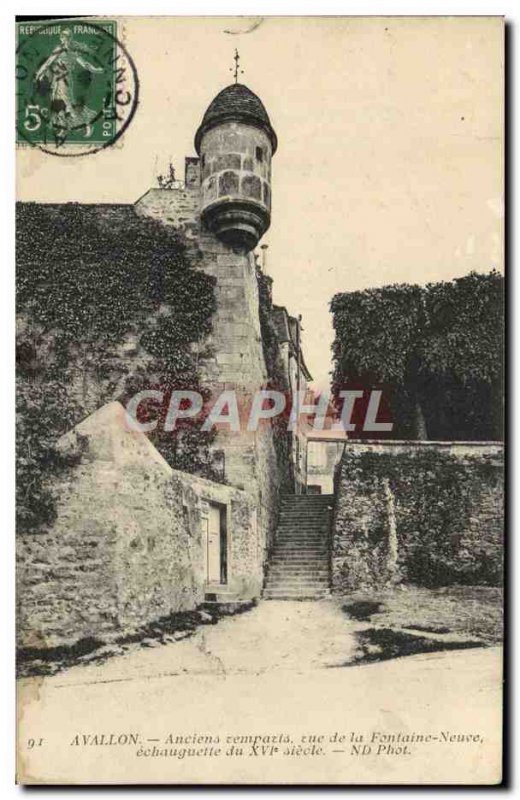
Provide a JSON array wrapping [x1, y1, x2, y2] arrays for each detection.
[[16, 19, 138, 156]]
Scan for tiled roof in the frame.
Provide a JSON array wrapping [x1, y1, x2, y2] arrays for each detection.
[[195, 83, 277, 154]]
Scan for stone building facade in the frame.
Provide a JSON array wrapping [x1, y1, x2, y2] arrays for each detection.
[[271, 305, 313, 492], [17, 81, 312, 648], [17, 403, 261, 649], [134, 83, 287, 589], [307, 437, 345, 495]]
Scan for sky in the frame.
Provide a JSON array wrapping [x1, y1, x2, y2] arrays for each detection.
[[17, 16, 504, 390]]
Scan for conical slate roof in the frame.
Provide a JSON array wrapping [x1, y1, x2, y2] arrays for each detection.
[[194, 83, 277, 154]]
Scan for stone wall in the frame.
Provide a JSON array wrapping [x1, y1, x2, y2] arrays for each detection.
[[331, 441, 504, 593], [134, 187, 199, 240], [16, 402, 259, 650], [135, 180, 283, 557]]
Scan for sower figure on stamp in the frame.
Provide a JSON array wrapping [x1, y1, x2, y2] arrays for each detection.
[[35, 29, 104, 138]]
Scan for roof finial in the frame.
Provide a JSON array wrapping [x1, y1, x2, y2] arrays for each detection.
[[230, 48, 243, 84]]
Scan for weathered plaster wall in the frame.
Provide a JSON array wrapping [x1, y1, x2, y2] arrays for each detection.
[[16, 402, 258, 650], [332, 441, 504, 592], [307, 440, 345, 495]]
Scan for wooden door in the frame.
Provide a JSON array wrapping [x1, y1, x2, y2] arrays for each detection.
[[206, 504, 222, 584]]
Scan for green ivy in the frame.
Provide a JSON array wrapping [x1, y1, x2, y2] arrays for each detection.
[[256, 268, 294, 492], [17, 203, 217, 533], [337, 448, 503, 588], [330, 271, 504, 440]]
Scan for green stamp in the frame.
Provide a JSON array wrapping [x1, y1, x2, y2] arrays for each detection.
[[16, 19, 138, 156]]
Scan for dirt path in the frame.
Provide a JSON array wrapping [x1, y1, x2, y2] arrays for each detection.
[[18, 599, 503, 784], [49, 600, 360, 686], [34, 596, 495, 688]]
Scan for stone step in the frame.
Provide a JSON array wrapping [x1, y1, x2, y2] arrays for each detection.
[[266, 568, 329, 577], [277, 529, 328, 534], [271, 554, 328, 560], [271, 552, 327, 556], [277, 524, 329, 531], [264, 581, 331, 588], [274, 539, 327, 545], [272, 546, 328, 553], [279, 507, 332, 514], [280, 510, 331, 515], [265, 580, 329, 588], [273, 539, 327, 552], [270, 556, 329, 564], [275, 536, 327, 543], [280, 498, 334, 508], [267, 567, 330, 576], [272, 545, 328, 553], [281, 495, 334, 502], [277, 519, 330, 525], [278, 530, 329, 536], [281, 494, 333, 498], [271, 547, 329, 554], [280, 499, 333, 504], [270, 547, 329, 564], [267, 566, 330, 579], [276, 534, 328, 540], [273, 539, 327, 553], [264, 588, 329, 596], [280, 503, 331, 506], [270, 557, 328, 563], [269, 558, 329, 566], [263, 590, 331, 600], [279, 511, 331, 517], [264, 581, 329, 589], [271, 554, 328, 561], [277, 532, 328, 537], [277, 524, 329, 530], [276, 541, 328, 547], [280, 505, 332, 511], [280, 505, 331, 511], [265, 581, 329, 592], [281, 501, 332, 504], [276, 529, 328, 536], [277, 521, 329, 527], [265, 575, 329, 589]]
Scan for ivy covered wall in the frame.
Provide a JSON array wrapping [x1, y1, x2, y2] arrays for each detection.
[[16, 202, 217, 534], [332, 441, 504, 591]]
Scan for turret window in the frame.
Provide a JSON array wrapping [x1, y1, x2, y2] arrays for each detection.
[[241, 174, 262, 200], [215, 153, 241, 172], [219, 171, 239, 196], [255, 146, 264, 163]]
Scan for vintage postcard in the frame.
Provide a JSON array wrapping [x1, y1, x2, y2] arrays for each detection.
[[15, 15, 504, 785]]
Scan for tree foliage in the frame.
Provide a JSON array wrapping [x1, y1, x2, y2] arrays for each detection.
[[331, 270, 504, 440]]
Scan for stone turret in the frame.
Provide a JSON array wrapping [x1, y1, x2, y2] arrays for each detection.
[[194, 83, 277, 253]]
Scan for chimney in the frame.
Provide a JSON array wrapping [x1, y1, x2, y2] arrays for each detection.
[[185, 157, 200, 189]]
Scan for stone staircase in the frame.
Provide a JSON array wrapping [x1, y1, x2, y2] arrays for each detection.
[[263, 494, 334, 600]]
